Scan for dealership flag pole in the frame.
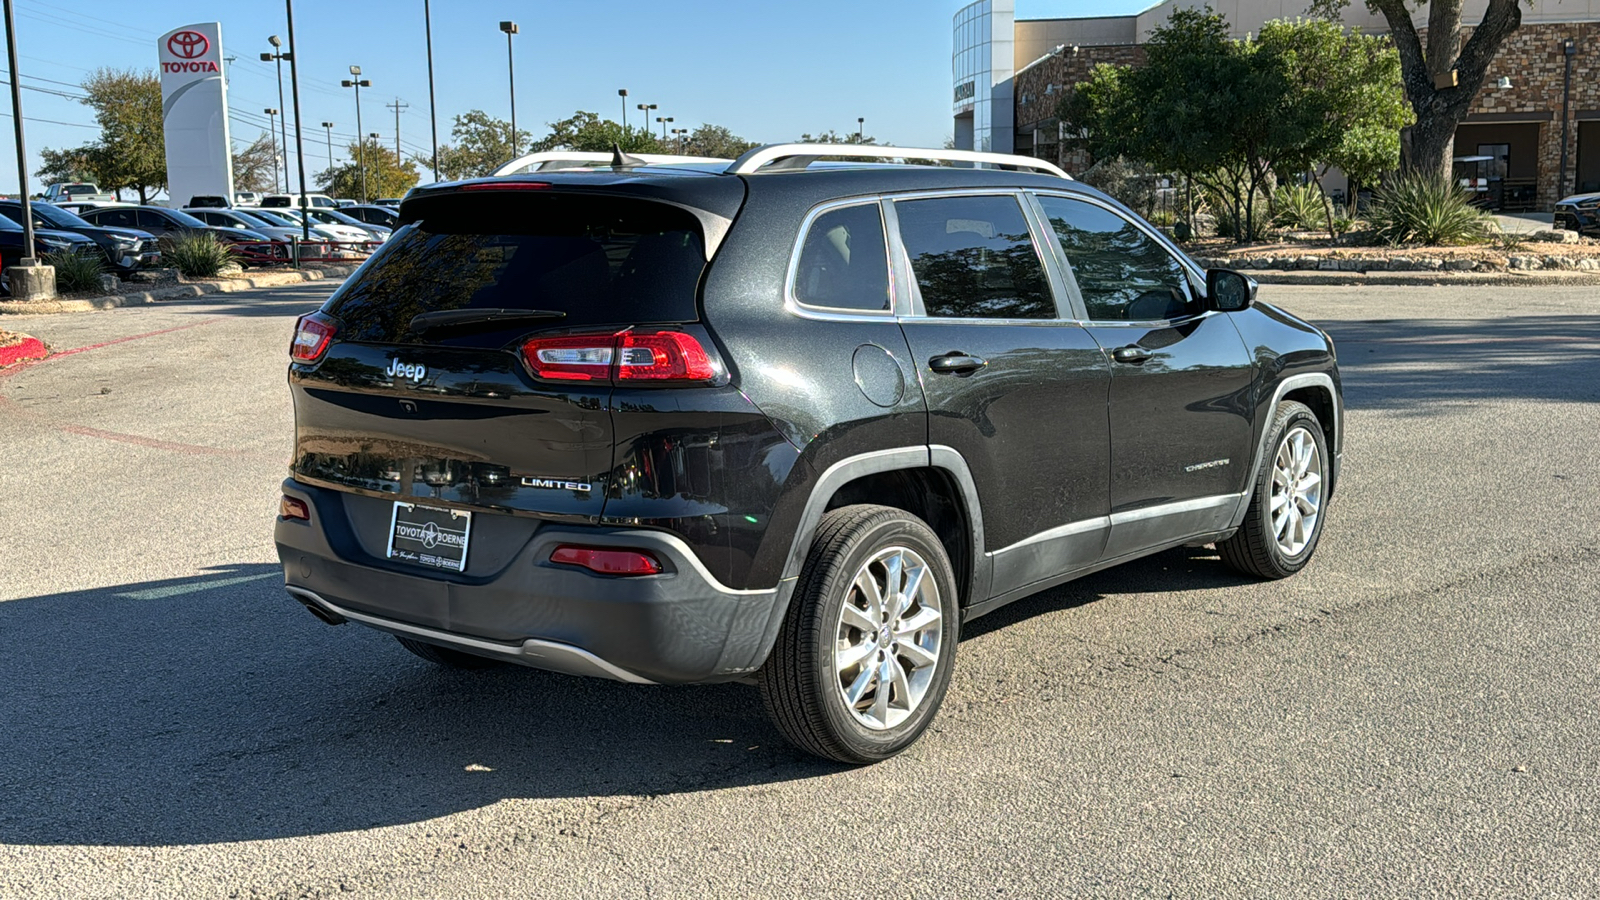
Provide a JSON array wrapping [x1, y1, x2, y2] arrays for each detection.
[[286, 0, 310, 245]]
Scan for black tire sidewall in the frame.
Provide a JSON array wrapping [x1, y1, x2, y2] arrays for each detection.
[[807, 514, 960, 761]]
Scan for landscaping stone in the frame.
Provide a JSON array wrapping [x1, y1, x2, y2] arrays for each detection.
[[1443, 259, 1476, 271], [1528, 229, 1580, 244], [1388, 257, 1415, 271], [98, 274, 119, 293], [1418, 258, 1444, 270], [1296, 256, 1320, 270], [1509, 256, 1540, 270]]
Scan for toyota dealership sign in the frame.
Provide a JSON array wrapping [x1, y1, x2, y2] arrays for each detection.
[[158, 23, 234, 206]]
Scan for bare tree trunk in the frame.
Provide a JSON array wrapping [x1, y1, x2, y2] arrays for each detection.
[[1313, 167, 1337, 239]]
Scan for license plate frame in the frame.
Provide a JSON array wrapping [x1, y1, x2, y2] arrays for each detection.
[[386, 501, 472, 572]]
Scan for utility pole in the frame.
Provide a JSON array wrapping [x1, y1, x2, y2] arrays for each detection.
[[386, 98, 409, 161]]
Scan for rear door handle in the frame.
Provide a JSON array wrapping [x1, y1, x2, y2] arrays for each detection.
[[1111, 345, 1152, 364], [928, 353, 988, 374]]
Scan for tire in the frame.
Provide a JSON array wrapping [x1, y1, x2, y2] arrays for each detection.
[[1219, 400, 1330, 579], [395, 635, 504, 669], [758, 504, 961, 764]]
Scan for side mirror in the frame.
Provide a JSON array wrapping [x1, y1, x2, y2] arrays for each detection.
[[1206, 269, 1256, 312]]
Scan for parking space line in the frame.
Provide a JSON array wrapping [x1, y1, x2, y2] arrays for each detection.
[[0, 318, 219, 379], [116, 572, 279, 600]]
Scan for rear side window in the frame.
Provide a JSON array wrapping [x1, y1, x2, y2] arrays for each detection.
[[792, 203, 890, 312], [893, 195, 1055, 320], [328, 193, 707, 347]]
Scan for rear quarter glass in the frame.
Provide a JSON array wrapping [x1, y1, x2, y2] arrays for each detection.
[[325, 193, 707, 350]]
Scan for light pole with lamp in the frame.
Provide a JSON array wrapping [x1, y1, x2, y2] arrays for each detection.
[[619, 89, 629, 130], [636, 102, 656, 136], [424, 0, 439, 180], [340, 66, 370, 201], [2, 0, 47, 298], [262, 36, 292, 192], [321, 121, 335, 173], [656, 115, 673, 140], [857, 117, 864, 142], [499, 21, 519, 157], [264, 108, 281, 190], [671, 127, 687, 152]]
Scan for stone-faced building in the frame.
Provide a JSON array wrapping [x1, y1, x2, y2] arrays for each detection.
[[953, 0, 1600, 210]]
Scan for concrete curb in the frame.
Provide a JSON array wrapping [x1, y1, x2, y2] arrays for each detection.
[[1246, 269, 1600, 287], [0, 334, 47, 367], [0, 264, 360, 316]]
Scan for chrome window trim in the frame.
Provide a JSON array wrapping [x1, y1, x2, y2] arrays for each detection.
[[1029, 190, 1212, 328], [885, 189, 1069, 324], [783, 197, 903, 322]]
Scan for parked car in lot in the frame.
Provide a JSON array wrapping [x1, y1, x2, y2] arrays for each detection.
[[0, 212, 99, 293], [41, 182, 115, 204], [373, 197, 404, 207], [340, 204, 400, 229], [235, 191, 263, 207], [261, 192, 337, 209], [304, 207, 390, 241], [1553, 192, 1599, 236], [0, 200, 159, 275], [253, 207, 372, 245], [184, 207, 301, 242], [276, 144, 1343, 763], [78, 206, 273, 257]]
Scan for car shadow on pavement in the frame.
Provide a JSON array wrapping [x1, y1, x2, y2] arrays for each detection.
[[0, 565, 846, 848], [1320, 315, 1600, 411]]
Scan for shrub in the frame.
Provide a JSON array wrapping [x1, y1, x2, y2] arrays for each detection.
[[1208, 189, 1272, 241], [1273, 183, 1325, 231], [43, 247, 106, 293], [164, 232, 235, 278], [1367, 175, 1494, 245]]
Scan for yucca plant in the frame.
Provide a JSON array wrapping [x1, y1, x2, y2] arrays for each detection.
[[164, 232, 236, 278], [42, 247, 106, 293], [1367, 175, 1495, 246], [1272, 183, 1325, 231]]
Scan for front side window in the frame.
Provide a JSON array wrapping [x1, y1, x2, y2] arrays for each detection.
[[792, 203, 890, 312], [1037, 195, 1197, 322], [893, 194, 1055, 320]]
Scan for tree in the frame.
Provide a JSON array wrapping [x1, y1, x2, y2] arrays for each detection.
[[681, 124, 758, 159], [1312, 0, 1522, 178], [232, 132, 280, 194], [36, 146, 95, 187], [798, 129, 877, 145], [318, 138, 419, 201], [81, 68, 165, 202], [429, 110, 533, 180], [532, 111, 662, 154]]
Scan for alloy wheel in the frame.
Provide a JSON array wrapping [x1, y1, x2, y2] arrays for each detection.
[[1271, 425, 1323, 556], [833, 546, 943, 730]]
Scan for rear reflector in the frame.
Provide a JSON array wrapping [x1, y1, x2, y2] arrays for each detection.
[[550, 545, 664, 576], [279, 496, 311, 521], [519, 330, 718, 385], [290, 312, 337, 362]]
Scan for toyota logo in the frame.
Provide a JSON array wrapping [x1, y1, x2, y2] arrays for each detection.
[[167, 30, 209, 60]]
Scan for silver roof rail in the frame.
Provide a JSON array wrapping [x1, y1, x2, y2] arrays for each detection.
[[725, 143, 1072, 179], [493, 151, 731, 176]]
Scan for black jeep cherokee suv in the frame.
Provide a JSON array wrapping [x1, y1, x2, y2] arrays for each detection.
[[276, 145, 1342, 763]]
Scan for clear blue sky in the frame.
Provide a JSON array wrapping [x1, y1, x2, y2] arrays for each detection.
[[0, 0, 1149, 193]]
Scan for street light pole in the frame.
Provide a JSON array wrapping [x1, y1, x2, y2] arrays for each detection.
[[321, 122, 334, 173], [341, 66, 371, 201], [424, 0, 439, 180], [499, 21, 519, 157], [264, 108, 281, 190], [285, 0, 311, 244], [857, 117, 864, 143], [636, 102, 656, 139], [1558, 38, 1578, 203], [262, 36, 291, 193], [2, 0, 37, 270], [619, 88, 628, 130], [656, 115, 673, 140]]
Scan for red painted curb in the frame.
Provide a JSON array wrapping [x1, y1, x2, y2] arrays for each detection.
[[0, 336, 47, 368]]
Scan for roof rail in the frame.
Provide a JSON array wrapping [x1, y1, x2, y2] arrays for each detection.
[[492, 151, 731, 176], [725, 143, 1072, 179]]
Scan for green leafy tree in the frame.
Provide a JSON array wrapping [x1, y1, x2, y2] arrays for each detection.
[[533, 111, 662, 154], [798, 129, 877, 145], [1311, 0, 1523, 179], [319, 139, 419, 201], [35, 146, 97, 188], [681, 124, 758, 159], [81, 68, 166, 202], [231, 132, 280, 194], [429, 110, 534, 180]]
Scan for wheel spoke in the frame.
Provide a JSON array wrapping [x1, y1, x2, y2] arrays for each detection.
[[844, 663, 877, 706], [895, 605, 941, 638], [886, 655, 912, 706], [853, 570, 884, 623], [836, 638, 877, 671], [898, 565, 926, 617], [1270, 490, 1290, 513], [840, 602, 877, 634], [1297, 472, 1321, 495], [870, 659, 893, 723], [1275, 506, 1292, 539], [898, 639, 938, 670]]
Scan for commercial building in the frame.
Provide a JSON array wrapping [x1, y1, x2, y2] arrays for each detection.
[[953, 0, 1600, 209]]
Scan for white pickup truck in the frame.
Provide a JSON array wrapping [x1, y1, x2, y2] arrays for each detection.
[[41, 182, 117, 204]]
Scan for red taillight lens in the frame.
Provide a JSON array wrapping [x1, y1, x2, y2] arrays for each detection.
[[520, 334, 615, 381], [290, 312, 337, 362], [519, 330, 717, 385], [549, 545, 663, 576], [616, 331, 717, 381], [279, 496, 311, 521]]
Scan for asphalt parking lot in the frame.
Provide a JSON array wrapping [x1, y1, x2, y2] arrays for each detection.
[[1, 282, 1597, 898]]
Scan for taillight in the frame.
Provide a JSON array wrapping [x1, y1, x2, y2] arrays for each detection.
[[550, 545, 663, 576], [279, 496, 311, 521], [290, 311, 337, 362], [519, 329, 718, 385]]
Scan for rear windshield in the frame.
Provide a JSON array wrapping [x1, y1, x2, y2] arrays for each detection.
[[327, 193, 707, 347]]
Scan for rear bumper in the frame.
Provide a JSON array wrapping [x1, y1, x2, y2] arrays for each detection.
[[274, 479, 783, 684]]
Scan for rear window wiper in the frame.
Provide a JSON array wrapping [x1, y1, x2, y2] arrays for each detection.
[[408, 308, 567, 335]]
